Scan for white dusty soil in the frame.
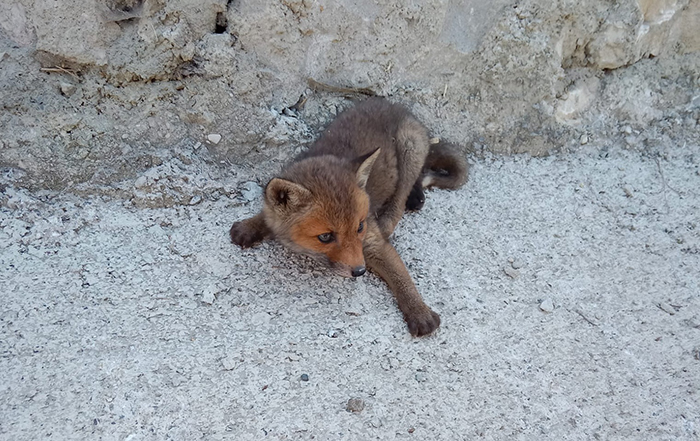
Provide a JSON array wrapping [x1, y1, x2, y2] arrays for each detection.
[[2, 142, 700, 440]]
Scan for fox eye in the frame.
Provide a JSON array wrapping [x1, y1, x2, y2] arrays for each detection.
[[357, 220, 365, 233], [317, 232, 334, 244]]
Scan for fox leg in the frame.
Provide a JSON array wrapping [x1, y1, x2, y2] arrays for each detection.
[[377, 117, 430, 236], [230, 212, 271, 248], [364, 226, 440, 336]]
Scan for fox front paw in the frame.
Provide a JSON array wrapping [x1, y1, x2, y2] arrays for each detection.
[[404, 308, 441, 337], [230, 221, 264, 248]]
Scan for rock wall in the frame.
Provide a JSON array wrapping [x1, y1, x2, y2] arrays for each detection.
[[0, 0, 698, 193]]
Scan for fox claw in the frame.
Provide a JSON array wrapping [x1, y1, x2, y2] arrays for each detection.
[[405, 308, 441, 337], [230, 221, 264, 248]]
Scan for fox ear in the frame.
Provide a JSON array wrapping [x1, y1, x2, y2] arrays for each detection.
[[265, 178, 312, 211], [354, 148, 381, 190]]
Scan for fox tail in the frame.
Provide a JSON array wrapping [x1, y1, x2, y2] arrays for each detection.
[[421, 141, 469, 190]]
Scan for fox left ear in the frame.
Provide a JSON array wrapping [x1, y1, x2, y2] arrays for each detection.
[[354, 148, 381, 190], [265, 178, 312, 212]]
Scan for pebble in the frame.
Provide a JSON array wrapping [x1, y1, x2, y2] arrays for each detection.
[[380, 356, 397, 371], [511, 258, 523, 269], [171, 374, 184, 387], [300, 373, 309, 382], [134, 176, 148, 189], [221, 356, 236, 371], [60, 82, 77, 97], [202, 285, 217, 304], [207, 134, 222, 144], [239, 182, 262, 202], [539, 298, 554, 313], [326, 329, 340, 338], [188, 195, 202, 205], [346, 398, 365, 413], [368, 418, 384, 428], [504, 267, 520, 279], [193, 141, 202, 150], [580, 134, 589, 145], [623, 125, 633, 134], [415, 372, 427, 382]]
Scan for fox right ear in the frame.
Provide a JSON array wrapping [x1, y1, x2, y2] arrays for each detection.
[[354, 148, 381, 190], [265, 178, 312, 211]]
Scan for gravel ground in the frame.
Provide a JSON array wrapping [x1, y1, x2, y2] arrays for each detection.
[[1, 143, 699, 440]]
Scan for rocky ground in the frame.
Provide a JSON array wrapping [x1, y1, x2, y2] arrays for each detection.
[[2, 140, 699, 440], [1, 1, 699, 439]]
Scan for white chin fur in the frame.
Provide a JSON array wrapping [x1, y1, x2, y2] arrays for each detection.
[[421, 175, 434, 187]]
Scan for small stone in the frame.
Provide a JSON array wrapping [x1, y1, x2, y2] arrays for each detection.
[[623, 125, 632, 135], [188, 195, 202, 205], [415, 372, 427, 382], [693, 348, 700, 361], [380, 356, 397, 371], [121, 134, 129, 140], [171, 373, 184, 387], [300, 373, 309, 382], [368, 418, 384, 428], [60, 82, 77, 97], [239, 182, 262, 202], [580, 134, 589, 145], [511, 259, 523, 269], [346, 397, 365, 413], [202, 285, 217, 304], [539, 298, 554, 313], [326, 329, 340, 338], [221, 356, 236, 371], [134, 176, 148, 188], [429, 137, 441, 145], [193, 141, 202, 150], [504, 267, 520, 279], [207, 134, 222, 144]]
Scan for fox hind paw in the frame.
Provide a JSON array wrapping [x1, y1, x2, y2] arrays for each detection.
[[405, 181, 425, 211]]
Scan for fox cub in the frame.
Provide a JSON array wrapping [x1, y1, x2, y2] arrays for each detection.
[[230, 98, 468, 336]]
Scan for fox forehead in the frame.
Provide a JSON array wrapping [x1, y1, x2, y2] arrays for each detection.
[[305, 189, 369, 235], [287, 188, 368, 243]]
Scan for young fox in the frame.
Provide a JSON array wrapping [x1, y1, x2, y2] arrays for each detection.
[[230, 98, 468, 336]]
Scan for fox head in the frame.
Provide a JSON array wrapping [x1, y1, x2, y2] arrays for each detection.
[[262, 149, 381, 277]]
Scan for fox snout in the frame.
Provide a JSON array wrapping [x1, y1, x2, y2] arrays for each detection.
[[351, 266, 366, 277], [331, 260, 367, 278]]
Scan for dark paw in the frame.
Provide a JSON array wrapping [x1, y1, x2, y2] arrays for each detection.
[[404, 308, 441, 337], [230, 221, 264, 248], [406, 182, 425, 211]]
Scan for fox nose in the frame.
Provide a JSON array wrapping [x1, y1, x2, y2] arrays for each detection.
[[351, 266, 366, 277]]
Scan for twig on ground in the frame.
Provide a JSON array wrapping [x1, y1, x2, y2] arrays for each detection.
[[40, 66, 80, 80], [573, 308, 599, 326]]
